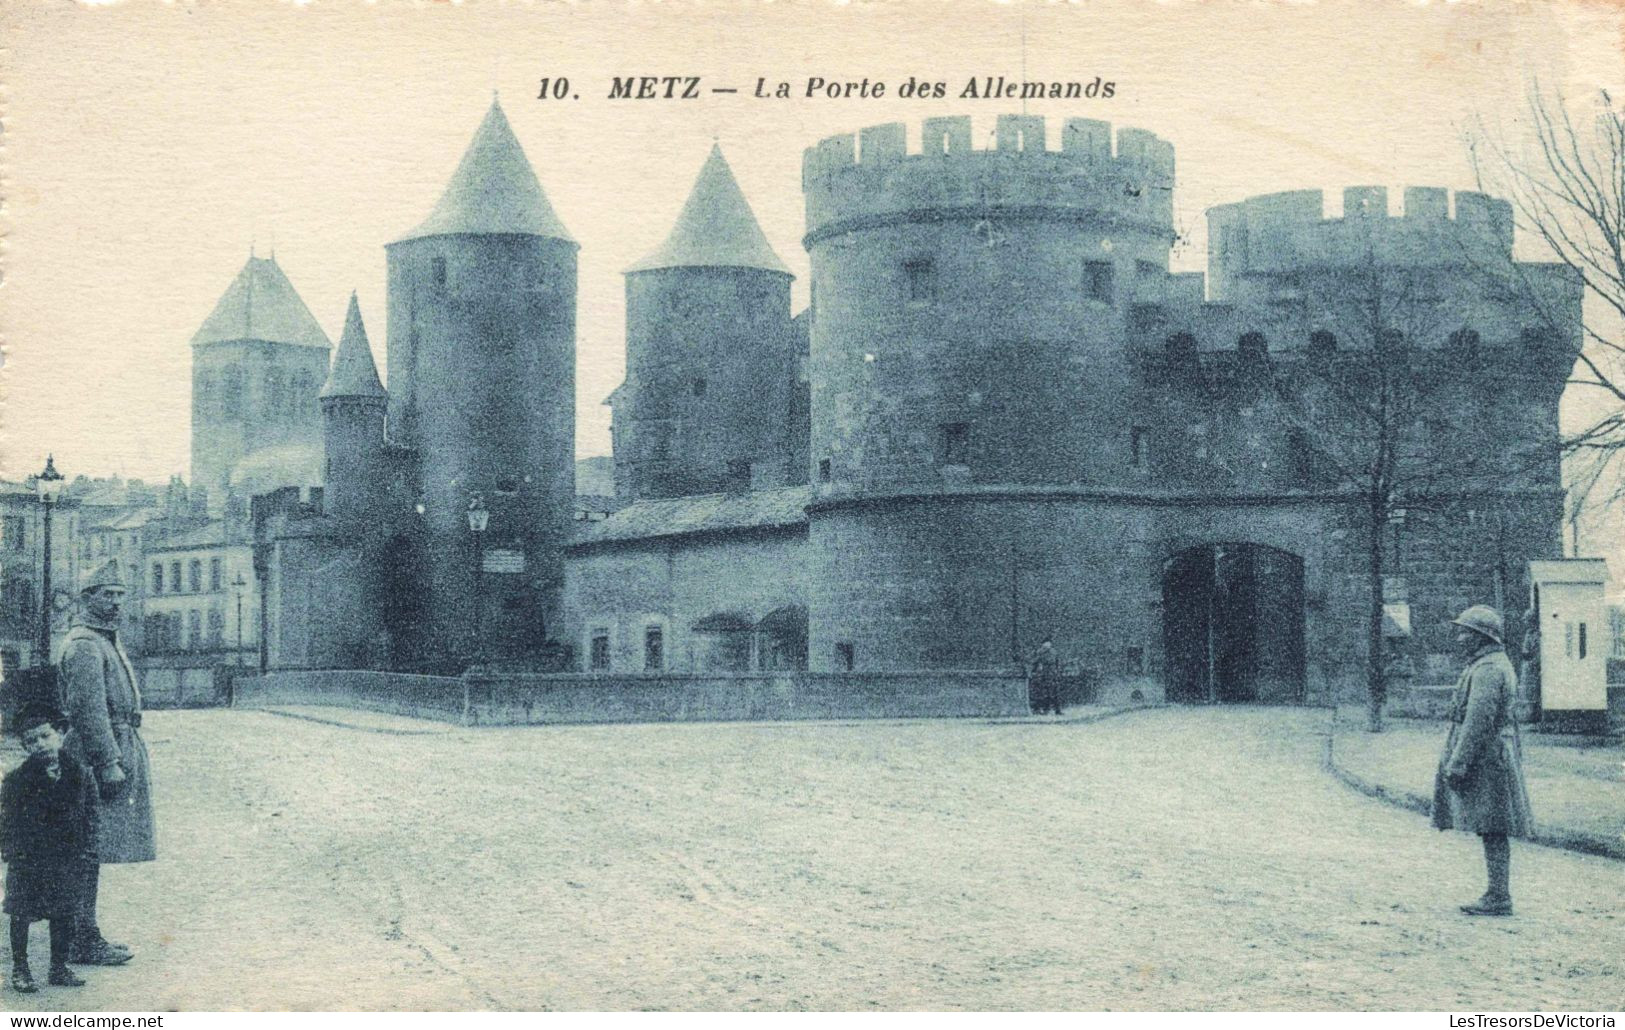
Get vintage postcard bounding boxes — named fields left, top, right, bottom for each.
left=0, top=0, right=1623, bottom=1015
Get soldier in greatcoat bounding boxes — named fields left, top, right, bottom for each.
left=58, top=560, right=150, bottom=964
left=1432, top=605, right=1534, bottom=916
left=1028, top=639, right=1063, bottom=715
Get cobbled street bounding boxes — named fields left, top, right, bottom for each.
left=8, top=706, right=1623, bottom=1011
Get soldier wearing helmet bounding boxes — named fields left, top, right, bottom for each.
left=1432, top=604, right=1533, bottom=916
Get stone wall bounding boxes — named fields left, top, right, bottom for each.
left=233, top=669, right=1028, bottom=724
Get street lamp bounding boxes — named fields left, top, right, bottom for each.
left=232, top=572, right=248, bottom=666
left=34, top=456, right=64, bottom=665
left=467, top=493, right=489, bottom=668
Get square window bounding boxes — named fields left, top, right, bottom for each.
left=1085, top=261, right=1114, bottom=303
left=904, top=259, right=936, bottom=303
left=938, top=423, right=970, bottom=466
left=1130, top=427, right=1148, bottom=470
left=644, top=626, right=664, bottom=672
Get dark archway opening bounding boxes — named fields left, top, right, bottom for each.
left=377, top=533, right=429, bottom=670
left=1161, top=543, right=1306, bottom=704
left=758, top=605, right=809, bottom=671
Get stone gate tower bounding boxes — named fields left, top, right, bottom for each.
left=384, top=97, right=578, bottom=663
left=801, top=115, right=1176, bottom=670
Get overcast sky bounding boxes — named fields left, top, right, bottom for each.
left=2, top=0, right=1621, bottom=485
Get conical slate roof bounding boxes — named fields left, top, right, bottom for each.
left=396, top=97, right=573, bottom=244
left=191, top=255, right=332, bottom=350
left=627, top=144, right=790, bottom=274
left=320, top=292, right=386, bottom=400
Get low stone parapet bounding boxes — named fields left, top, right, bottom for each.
left=233, top=669, right=1030, bottom=726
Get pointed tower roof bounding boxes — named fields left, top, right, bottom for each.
left=627, top=144, right=790, bottom=275
left=395, top=97, right=573, bottom=244
left=191, top=254, right=332, bottom=350
left=320, top=293, right=387, bottom=400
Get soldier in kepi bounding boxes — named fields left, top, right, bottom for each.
left=58, top=560, right=153, bottom=965
left=1432, top=605, right=1533, bottom=917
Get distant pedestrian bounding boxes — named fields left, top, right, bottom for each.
left=1517, top=605, right=1541, bottom=720
left=1432, top=605, right=1533, bottom=917
left=58, top=561, right=149, bottom=966
left=2, top=704, right=95, bottom=992
left=1028, top=639, right=1063, bottom=716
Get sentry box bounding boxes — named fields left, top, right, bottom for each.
left=1527, top=559, right=1611, bottom=734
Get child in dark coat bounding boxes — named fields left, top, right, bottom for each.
left=2, top=704, right=95, bottom=993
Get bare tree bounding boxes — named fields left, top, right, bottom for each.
left=1271, top=222, right=1560, bottom=732
left=1467, top=86, right=1625, bottom=536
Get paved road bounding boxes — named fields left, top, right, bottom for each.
left=7, top=707, right=1622, bottom=1010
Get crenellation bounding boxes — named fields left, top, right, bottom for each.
left=921, top=115, right=972, bottom=156
left=1342, top=186, right=1387, bottom=218
left=802, top=116, right=1178, bottom=242
left=1404, top=186, right=1448, bottom=219
left=858, top=122, right=907, bottom=164
left=995, top=114, right=1046, bottom=153
left=1063, top=118, right=1112, bottom=161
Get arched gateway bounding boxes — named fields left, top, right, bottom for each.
left=1161, top=543, right=1306, bottom=703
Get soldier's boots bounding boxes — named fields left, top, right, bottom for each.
left=47, top=965, right=86, bottom=987
left=70, top=938, right=132, bottom=966
left=1460, top=893, right=1514, bottom=917
left=10, top=965, right=40, bottom=993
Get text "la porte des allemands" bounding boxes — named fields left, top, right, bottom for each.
left=536, top=75, right=1116, bottom=101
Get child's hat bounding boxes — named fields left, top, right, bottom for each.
left=14, top=702, right=69, bottom=735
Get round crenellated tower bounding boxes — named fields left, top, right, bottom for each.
left=801, top=115, right=1179, bottom=672
left=803, top=114, right=1175, bottom=492
left=384, top=97, right=577, bottom=663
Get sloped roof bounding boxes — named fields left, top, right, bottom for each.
left=149, top=520, right=230, bottom=551
left=395, top=97, right=574, bottom=244
left=230, top=443, right=324, bottom=494
left=627, top=144, right=790, bottom=274
left=572, top=486, right=810, bottom=547
left=320, top=293, right=387, bottom=400
left=192, top=255, right=332, bottom=350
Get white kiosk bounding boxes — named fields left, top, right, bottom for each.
left=1528, top=559, right=1612, bottom=734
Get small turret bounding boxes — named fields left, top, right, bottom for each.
left=619, top=143, right=797, bottom=499
left=320, top=293, right=388, bottom=521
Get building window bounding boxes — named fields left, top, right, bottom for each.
left=643, top=626, right=664, bottom=672
left=1126, top=647, right=1145, bottom=675
left=938, top=423, right=970, bottom=466
left=818, top=458, right=832, bottom=483
left=170, top=562, right=181, bottom=595
left=189, top=560, right=203, bottom=594
left=188, top=610, right=202, bottom=650
left=1308, top=330, right=1337, bottom=356
left=835, top=642, right=855, bottom=671
left=1579, top=623, right=1588, bottom=661
left=208, top=608, right=225, bottom=648
left=152, top=563, right=164, bottom=594
left=1084, top=261, right=1114, bottom=303
left=2, top=516, right=24, bottom=552
left=210, top=558, right=223, bottom=592
left=1130, top=427, right=1148, bottom=470
left=692, top=378, right=707, bottom=398
left=590, top=630, right=611, bottom=671
left=904, top=259, right=936, bottom=302
left=727, top=459, right=752, bottom=489
left=432, top=256, right=447, bottom=286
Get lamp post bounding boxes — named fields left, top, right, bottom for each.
left=34, top=456, right=64, bottom=665
left=467, top=493, right=489, bottom=668
left=232, top=572, right=248, bottom=666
